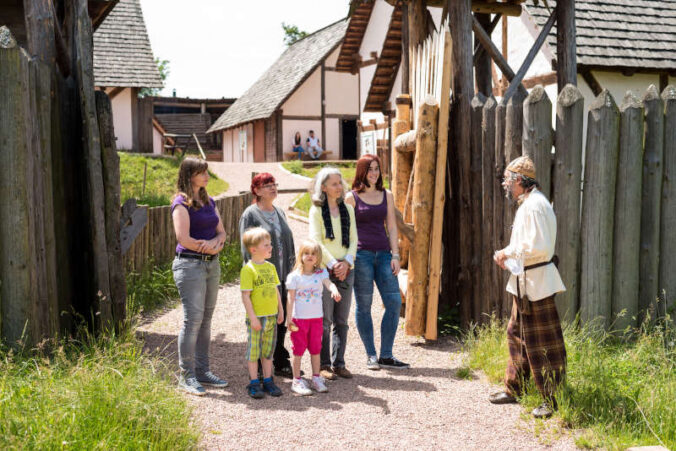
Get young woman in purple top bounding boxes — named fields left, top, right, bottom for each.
left=345, top=154, right=410, bottom=370
left=171, top=157, right=228, bottom=396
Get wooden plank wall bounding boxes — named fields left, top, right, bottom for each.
left=468, top=83, right=676, bottom=329
left=123, top=192, right=253, bottom=271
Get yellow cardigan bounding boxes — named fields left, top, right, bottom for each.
left=308, top=204, right=358, bottom=268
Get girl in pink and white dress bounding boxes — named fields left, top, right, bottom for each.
left=285, top=240, right=341, bottom=395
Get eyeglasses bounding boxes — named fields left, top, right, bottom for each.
left=262, top=183, right=279, bottom=190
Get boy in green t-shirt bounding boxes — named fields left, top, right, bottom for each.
left=240, top=227, right=285, bottom=398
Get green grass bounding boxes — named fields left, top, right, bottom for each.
left=284, top=161, right=390, bottom=216
left=126, top=242, right=243, bottom=317
left=0, top=329, right=198, bottom=449
left=463, top=314, right=676, bottom=450
left=120, top=152, right=228, bottom=207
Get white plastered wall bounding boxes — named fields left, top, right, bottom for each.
left=109, top=87, right=133, bottom=150
left=282, top=68, right=321, bottom=116
left=222, top=125, right=254, bottom=162
left=325, top=118, right=340, bottom=154
left=325, top=47, right=359, bottom=115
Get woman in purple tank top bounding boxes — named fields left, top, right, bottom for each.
left=171, top=157, right=228, bottom=395
left=345, top=155, right=410, bottom=370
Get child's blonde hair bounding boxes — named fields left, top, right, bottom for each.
left=293, top=239, right=323, bottom=272
left=242, top=227, right=270, bottom=251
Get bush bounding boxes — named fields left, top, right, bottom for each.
left=0, top=329, right=198, bottom=449
left=463, top=314, right=676, bottom=449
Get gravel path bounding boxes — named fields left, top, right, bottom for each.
left=139, top=163, right=577, bottom=450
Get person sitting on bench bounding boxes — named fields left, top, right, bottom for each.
left=291, top=132, right=304, bottom=160
left=305, top=130, right=323, bottom=160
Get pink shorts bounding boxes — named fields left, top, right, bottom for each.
left=290, top=317, right=323, bottom=356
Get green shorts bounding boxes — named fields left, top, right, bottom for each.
left=245, top=315, right=277, bottom=361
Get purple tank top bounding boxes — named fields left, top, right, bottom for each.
left=171, top=195, right=218, bottom=254
left=352, top=190, right=390, bottom=251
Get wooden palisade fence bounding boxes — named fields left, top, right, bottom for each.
left=472, top=83, right=676, bottom=330
left=1, top=1, right=127, bottom=345
left=396, top=79, right=676, bottom=335
left=123, top=192, right=253, bottom=271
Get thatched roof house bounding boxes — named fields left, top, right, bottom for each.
left=93, top=0, right=162, bottom=152
left=208, top=19, right=360, bottom=162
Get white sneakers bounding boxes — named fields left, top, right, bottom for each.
left=366, top=355, right=380, bottom=370
left=291, top=378, right=313, bottom=396
left=291, top=376, right=328, bottom=395
left=311, top=375, right=328, bottom=393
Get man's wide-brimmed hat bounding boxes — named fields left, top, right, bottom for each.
left=506, top=155, right=536, bottom=180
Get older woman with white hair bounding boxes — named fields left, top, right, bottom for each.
left=308, top=167, right=358, bottom=380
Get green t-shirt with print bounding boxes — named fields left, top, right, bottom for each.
left=240, top=261, right=280, bottom=316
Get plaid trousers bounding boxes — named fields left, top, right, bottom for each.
left=245, top=315, right=277, bottom=362
left=504, top=295, right=567, bottom=403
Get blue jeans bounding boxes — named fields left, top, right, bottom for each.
left=292, top=145, right=304, bottom=159
left=172, top=257, right=220, bottom=378
left=353, top=250, right=402, bottom=359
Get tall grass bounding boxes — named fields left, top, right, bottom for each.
left=119, top=152, right=228, bottom=207
left=0, top=328, right=198, bottom=449
left=126, top=242, right=243, bottom=317
left=463, top=313, right=676, bottom=449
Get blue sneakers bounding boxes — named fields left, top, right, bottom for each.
left=262, top=378, right=283, bottom=397
left=247, top=382, right=265, bottom=399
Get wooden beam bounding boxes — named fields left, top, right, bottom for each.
left=475, top=13, right=493, bottom=96
left=472, top=1, right=522, bottom=16
left=556, top=0, right=577, bottom=90
left=402, top=1, right=409, bottom=94
left=473, top=13, right=502, bottom=66
left=107, top=86, right=124, bottom=100
left=581, top=68, right=602, bottom=96
left=321, top=61, right=326, bottom=152
left=502, top=8, right=557, bottom=102
left=471, top=16, right=527, bottom=97
left=523, top=71, right=557, bottom=89
left=281, top=115, right=322, bottom=121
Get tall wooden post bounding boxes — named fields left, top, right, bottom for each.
left=493, top=101, right=507, bottom=315
left=522, top=85, right=553, bottom=199
left=405, top=97, right=439, bottom=336
left=0, top=37, right=40, bottom=343
left=556, top=0, right=577, bottom=90
left=449, top=0, right=474, bottom=327
left=613, top=92, right=644, bottom=331
left=503, top=92, right=525, bottom=258
left=660, top=86, right=676, bottom=315
left=639, top=85, right=664, bottom=318
left=470, top=93, right=486, bottom=323
left=474, top=13, right=492, bottom=96
left=392, top=95, right=412, bottom=267
left=401, top=1, right=410, bottom=94
left=553, top=84, right=584, bottom=322
left=580, top=90, right=620, bottom=329
left=481, top=96, right=497, bottom=320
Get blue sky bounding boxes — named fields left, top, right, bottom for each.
left=141, top=0, right=350, bottom=99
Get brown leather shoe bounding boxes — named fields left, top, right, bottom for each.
left=320, top=366, right=337, bottom=381
left=489, top=391, right=517, bottom=404
left=333, top=366, right=353, bottom=379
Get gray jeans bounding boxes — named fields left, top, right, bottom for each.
left=172, top=257, right=220, bottom=379
left=321, top=269, right=354, bottom=368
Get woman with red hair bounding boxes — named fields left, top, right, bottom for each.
left=239, top=173, right=296, bottom=378
left=345, top=155, right=410, bottom=370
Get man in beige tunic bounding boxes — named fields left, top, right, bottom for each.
left=490, top=156, right=567, bottom=419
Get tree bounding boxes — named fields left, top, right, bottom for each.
left=282, top=22, right=308, bottom=46
left=139, top=58, right=170, bottom=97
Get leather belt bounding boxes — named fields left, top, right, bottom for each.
left=176, top=252, right=215, bottom=261
left=516, top=255, right=559, bottom=314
